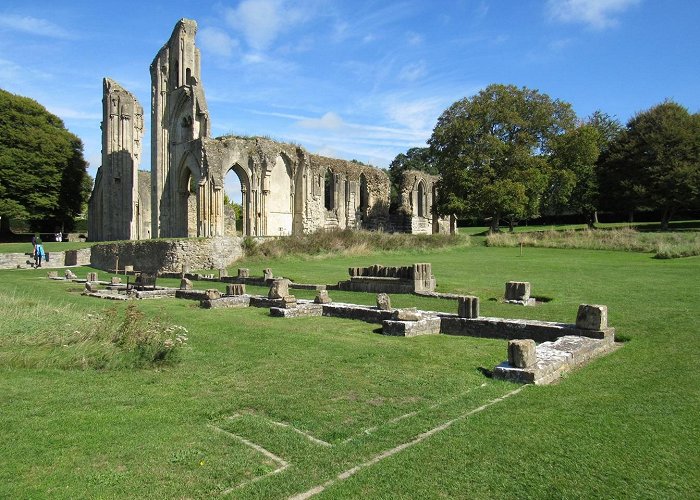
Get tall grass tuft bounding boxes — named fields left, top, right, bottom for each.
left=0, top=295, right=188, bottom=370
left=486, top=228, right=700, bottom=258
left=244, top=229, right=469, bottom=258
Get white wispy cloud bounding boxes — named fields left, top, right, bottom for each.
left=199, top=27, right=238, bottom=58
left=0, top=13, right=73, bottom=39
left=223, top=0, right=314, bottom=52
left=384, top=97, right=444, bottom=132
left=547, top=0, right=641, bottom=29
left=0, top=58, right=52, bottom=82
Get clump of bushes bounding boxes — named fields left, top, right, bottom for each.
left=485, top=228, right=700, bottom=258
left=0, top=297, right=188, bottom=370
left=243, top=229, right=469, bottom=258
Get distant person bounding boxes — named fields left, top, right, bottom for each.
left=55, top=231, right=62, bottom=242
left=34, top=240, right=45, bottom=267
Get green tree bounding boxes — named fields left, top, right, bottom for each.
left=0, top=88, right=91, bottom=232
left=429, top=84, right=576, bottom=231
left=598, top=101, right=700, bottom=229
left=546, top=124, right=602, bottom=226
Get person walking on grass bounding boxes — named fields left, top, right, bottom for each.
left=34, top=236, right=45, bottom=267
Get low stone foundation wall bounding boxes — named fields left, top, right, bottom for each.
left=0, top=248, right=91, bottom=270
left=90, top=237, right=244, bottom=273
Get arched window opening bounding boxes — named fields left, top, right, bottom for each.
left=417, top=181, right=425, bottom=217
left=324, top=169, right=334, bottom=210
left=359, top=173, right=369, bottom=213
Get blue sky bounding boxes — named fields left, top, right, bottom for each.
left=1, top=0, right=699, bottom=192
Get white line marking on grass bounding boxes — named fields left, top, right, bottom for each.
left=339, top=382, right=490, bottom=445
left=226, top=413, right=332, bottom=447
left=208, top=424, right=290, bottom=494
left=288, top=386, right=524, bottom=500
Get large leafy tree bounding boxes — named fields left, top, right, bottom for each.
left=429, top=84, right=577, bottom=231
left=599, top=101, right=700, bottom=228
left=0, top=88, right=90, bottom=232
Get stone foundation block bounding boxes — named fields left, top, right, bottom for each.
left=457, top=295, right=480, bottom=318
left=226, top=283, right=246, bottom=295
left=376, top=293, right=391, bottom=310
left=111, top=277, right=122, bottom=285
left=238, top=268, right=250, bottom=278
left=281, top=295, right=297, bottom=309
left=268, top=278, right=290, bottom=299
left=46, top=271, right=58, bottom=279
left=505, top=281, right=531, bottom=301
left=180, top=278, right=193, bottom=290
left=263, top=268, right=273, bottom=281
left=65, top=270, right=77, bottom=279
left=576, top=304, right=608, bottom=330
left=87, top=272, right=99, bottom=282
left=314, top=289, right=332, bottom=304
left=84, top=282, right=98, bottom=293
left=508, top=339, right=537, bottom=368
left=391, top=308, right=422, bottom=321
left=204, top=289, right=221, bottom=300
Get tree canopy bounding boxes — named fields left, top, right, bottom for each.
left=0, top=88, right=90, bottom=231
left=598, top=101, right=700, bottom=228
left=429, top=83, right=577, bottom=231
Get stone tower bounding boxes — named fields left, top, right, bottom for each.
left=150, top=18, right=210, bottom=238
left=87, top=78, right=148, bottom=241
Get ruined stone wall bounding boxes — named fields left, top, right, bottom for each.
left=397, top=170, right=448, bottom=234
left=89, top=237, right=243, bottom=273
left=150, top=18, right=210, bottom=239
left=0, top=249, right=91, bottom=270
left=137, top=170, right=151, bottom=239
left=308, top=155, right=390, bottom=232
left=87, top=78, right=144, bottom=241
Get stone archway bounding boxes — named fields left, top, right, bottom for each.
left=177, top=156, right=199, bottom=238
left=227, top=163, right=252, bottom=236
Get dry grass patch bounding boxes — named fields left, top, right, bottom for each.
left=486, top=227, right=700, bottom=258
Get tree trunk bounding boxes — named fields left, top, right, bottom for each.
left=508, top=219, right=514, bottom=233
left=593, top=210, right=599, bottom=224
left=490, top=212, right=500, bottom=233
left=660, top=206, right=675, bottom=231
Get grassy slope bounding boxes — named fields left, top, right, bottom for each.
left=0, top=244, right=698, bottom=498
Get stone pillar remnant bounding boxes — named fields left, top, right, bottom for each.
left=508, top=339, right=537, bottom=368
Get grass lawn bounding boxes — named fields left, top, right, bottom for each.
left=1, top=243, right=698, bottom=498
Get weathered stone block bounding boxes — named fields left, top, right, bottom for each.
left=263, top=268, right=273, bottom=281
left=87, top=272, right=99, bottom=282
left=84, top=282, right=97, bottom=293
left=124, top=265, right=134, bottom=273
left=65, top=269, right=77, bottom=279
left=218, top=268, right=227, bottom=279
left=505, top=281, right=531, bottom=301
left=46, top=271, right=58, bottom=278
left=111, top=277, right=122, bottom=285
left=268, top=278, right=290, bottom=299
left=576, top=304, right=608, bottom=330
left=180, top=278, right=193, bottom=290
left=508, top=339, right=537, bottom=368
left=204, top=289, right=221, bottom=300
left=226, top=283, right=246, bottom=295
left=238, top=268, right=250, bottom=278
left=391, top=308, right=422, bottom=321
left=376, top=293, right=391, bottom=310
left=281, top=295, right=297, bottom=309
left=314, top=289, right=332, bottom=304
left=457, top=295, right=480, bottom=319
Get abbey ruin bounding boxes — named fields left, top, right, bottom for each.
left=88, top=19, right=448, bottom=241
